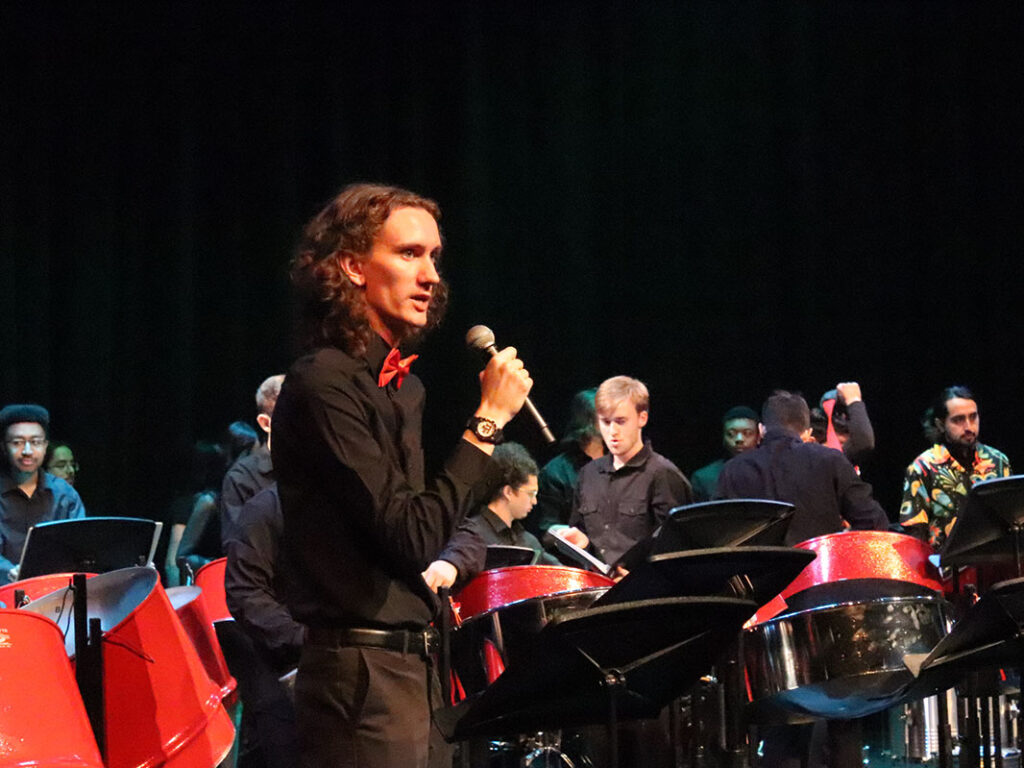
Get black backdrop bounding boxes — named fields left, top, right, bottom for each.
left=3, top=3, right=1023, bottom=524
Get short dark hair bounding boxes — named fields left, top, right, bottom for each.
left=761, top=390, right=810, bottom=434
left=0, top=403, right=50, bottom=437
left=488, top=442, right=539, bottom=503
left=290, top=183, right=449, bottom=356
left=723, top=405, right=758, bottom=423
left=923, top=385, right=976, bottom=443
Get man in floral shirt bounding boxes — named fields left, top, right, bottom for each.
left=899, top=386, right=1011, bottom=550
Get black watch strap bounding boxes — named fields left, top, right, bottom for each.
left=465, top=416, right=504, bottom=444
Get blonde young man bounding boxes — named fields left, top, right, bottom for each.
left=555, top=376, right=691, bottom=565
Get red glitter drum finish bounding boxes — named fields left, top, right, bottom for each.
left=454, top=565, right=615, bottom=622
left=750, top=531, right=943, bottom=625
left=194, top=557, right=231, bottom=623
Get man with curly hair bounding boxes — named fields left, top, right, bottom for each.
left=899, top=386, right=1011, bottom=550
left=271, top=183, right=532, bottom=768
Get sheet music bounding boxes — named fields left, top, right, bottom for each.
left=550, top=531, right=612, bottom=575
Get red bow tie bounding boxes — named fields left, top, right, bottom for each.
left=378, top=348, right=419, bottom=390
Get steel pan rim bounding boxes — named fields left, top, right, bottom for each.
left=755, top=593, right=949, bottom=626
left=455, top=585, right=611, bottom=626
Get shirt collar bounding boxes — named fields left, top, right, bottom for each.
left=0, top=469, right=48, bottom=497
left=930, top=442, right=979, bottom=472
left=481, top=506, right=513, bottom=533
left=365, top=334, right=393, bottom=377
left=599, top=441, right=653, bottom=474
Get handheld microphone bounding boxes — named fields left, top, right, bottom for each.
left=466, top=325, right=556, bottom=444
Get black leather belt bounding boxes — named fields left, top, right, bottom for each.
left=308, top=626, right=440, bottom=659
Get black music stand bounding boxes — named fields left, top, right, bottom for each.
left=942, top=475, right=1024, bottom=577
left=903, top=577, right=1024, bottom=768
left=18, top=517, right=162, bottom=579
left=439, top=596, right=758, bottom=768
left=483, top=545, right=536, bottom=569
left=595, top=546, right=816, bottom=608
left=616, top=499, right=795, bottom=571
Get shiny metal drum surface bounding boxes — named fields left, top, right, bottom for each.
left=745, top=595, right=950, bottom=720
left=455, top=565, right=615, bottom=622
left=452, top=587, right=611, bottom=696
left=749, top=531, right=944, bottom=625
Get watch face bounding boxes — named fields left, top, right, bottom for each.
left=477, top=420, right=496, bottom=438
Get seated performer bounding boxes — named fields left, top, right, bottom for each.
left=527, top=388, right=604, bottom=540
left=899, top=385, right=1011, bottom=550
left=554, top=375, right=692, bottom=566
left=0, top=404, right=85, bottom=583
left=423, top=442, right=559, bottom=593
left=272, top=183, right=531, bottom=768
left=689, top=405, right=759, bottom=502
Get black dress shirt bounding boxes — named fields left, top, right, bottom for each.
left=568, top=442, right=692, bottom=564
left=221, top=442, right=275, bottom=545
left=272, top=336, right=500, bottom=630
left=716, top=427, right=889, bottom=545
left=0, top=471, right=85, bottom=581
left=224, top=483, right=305, bottom=672
left=690, top=458, right=726, bottom=503
left=527, top=444, right=595, bottom=538
left=440, top=507, right=560, bottom=588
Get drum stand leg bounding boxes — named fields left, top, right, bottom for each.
left=937, top=689, right=953, bottom=768
left=983, top=696, right=994, bottom=768
left=993, top=695, right=1004, bottom=768
left=964, top=678, right=981, bottom=768
left=72, top=573, right=105, bottom=761
left=603, top=670, right=625, bottom=768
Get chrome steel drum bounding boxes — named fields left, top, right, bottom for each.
left=451, top=568, right=612, bottom=696
left=745, top=595, right=950, bottom=720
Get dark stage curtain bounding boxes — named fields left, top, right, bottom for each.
left=2, top=2, right=1023, bottom=524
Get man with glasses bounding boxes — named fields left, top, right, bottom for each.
left=422, top=442, right=558, bottom=592
left=0, top=404, right=85, bottom=582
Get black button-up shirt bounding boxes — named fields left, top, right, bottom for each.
left=569, top=442, right=692, bottom=564
left=0, top=470, right=86, bottom=581
left=272, top=336, right=500, bottom=630
left=716, top=428, right=889, bottom=545
left=220, top=442, right=275, bottom=545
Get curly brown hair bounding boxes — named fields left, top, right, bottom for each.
left=290, top=183, right=449, bottom=355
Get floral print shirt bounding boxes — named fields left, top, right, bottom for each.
left=899, top=443, right=1012, bottom=550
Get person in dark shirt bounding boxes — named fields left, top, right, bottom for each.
left=221, top=374, right=283, bottom=544
left=272, top=183, right=531, bottom=768
left=224, top=483, right=304, bottom=768
left=689, top=405, right=760, bottom=502
left=424, top=442, right=559, bottom=592
left=554, top=375, right=692, bottom=566
left=817, top=381, right=876, bottom=466
left=527, top=388, right=604, bottom=541
left=0, top=404, right=85, bottom=583
left=716, top=391, right=888, bottom=768
left=716, top=390, right=888, bottom=545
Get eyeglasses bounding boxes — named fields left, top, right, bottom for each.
left=519, top=488, right=539, bottom=499
left=49, top=460, right=79, bottom=472
left=6, top=438, right=47, bottom=451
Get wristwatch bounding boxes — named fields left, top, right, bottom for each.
left=465, top=416, right=504, bottom=444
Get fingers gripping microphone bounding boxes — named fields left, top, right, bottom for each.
left=466, top=325, right=556, bottom=444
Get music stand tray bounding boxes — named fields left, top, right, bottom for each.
left=595, top=546, right=816, bottom=608
left=942, top=474, right=1024, bottom=574
left=616, top=499, right=795, bottom=571
left=484, top=545, right=536, bottom=569
left=18, top=517, right=163, bottom=579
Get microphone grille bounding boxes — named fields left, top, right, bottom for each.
left=465, top=325, right=495, bottom=350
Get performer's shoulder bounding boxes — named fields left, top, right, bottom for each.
left=287, top=347, right=364, bottom=387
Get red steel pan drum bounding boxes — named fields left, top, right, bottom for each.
left=0, top=571, right=96, bottom=608
left=451, top=565, right=615, bottom=696
left=167, top=585, right=238, bottom=705
left=0, top=608, right=104, bottom=768
left=454, top=565, right=614, bottom=622
left=22, top=567, right=235, bottom=768
left=750, top=531, right=943, bottom=624
left=194, top=557, right=231, bottom=623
